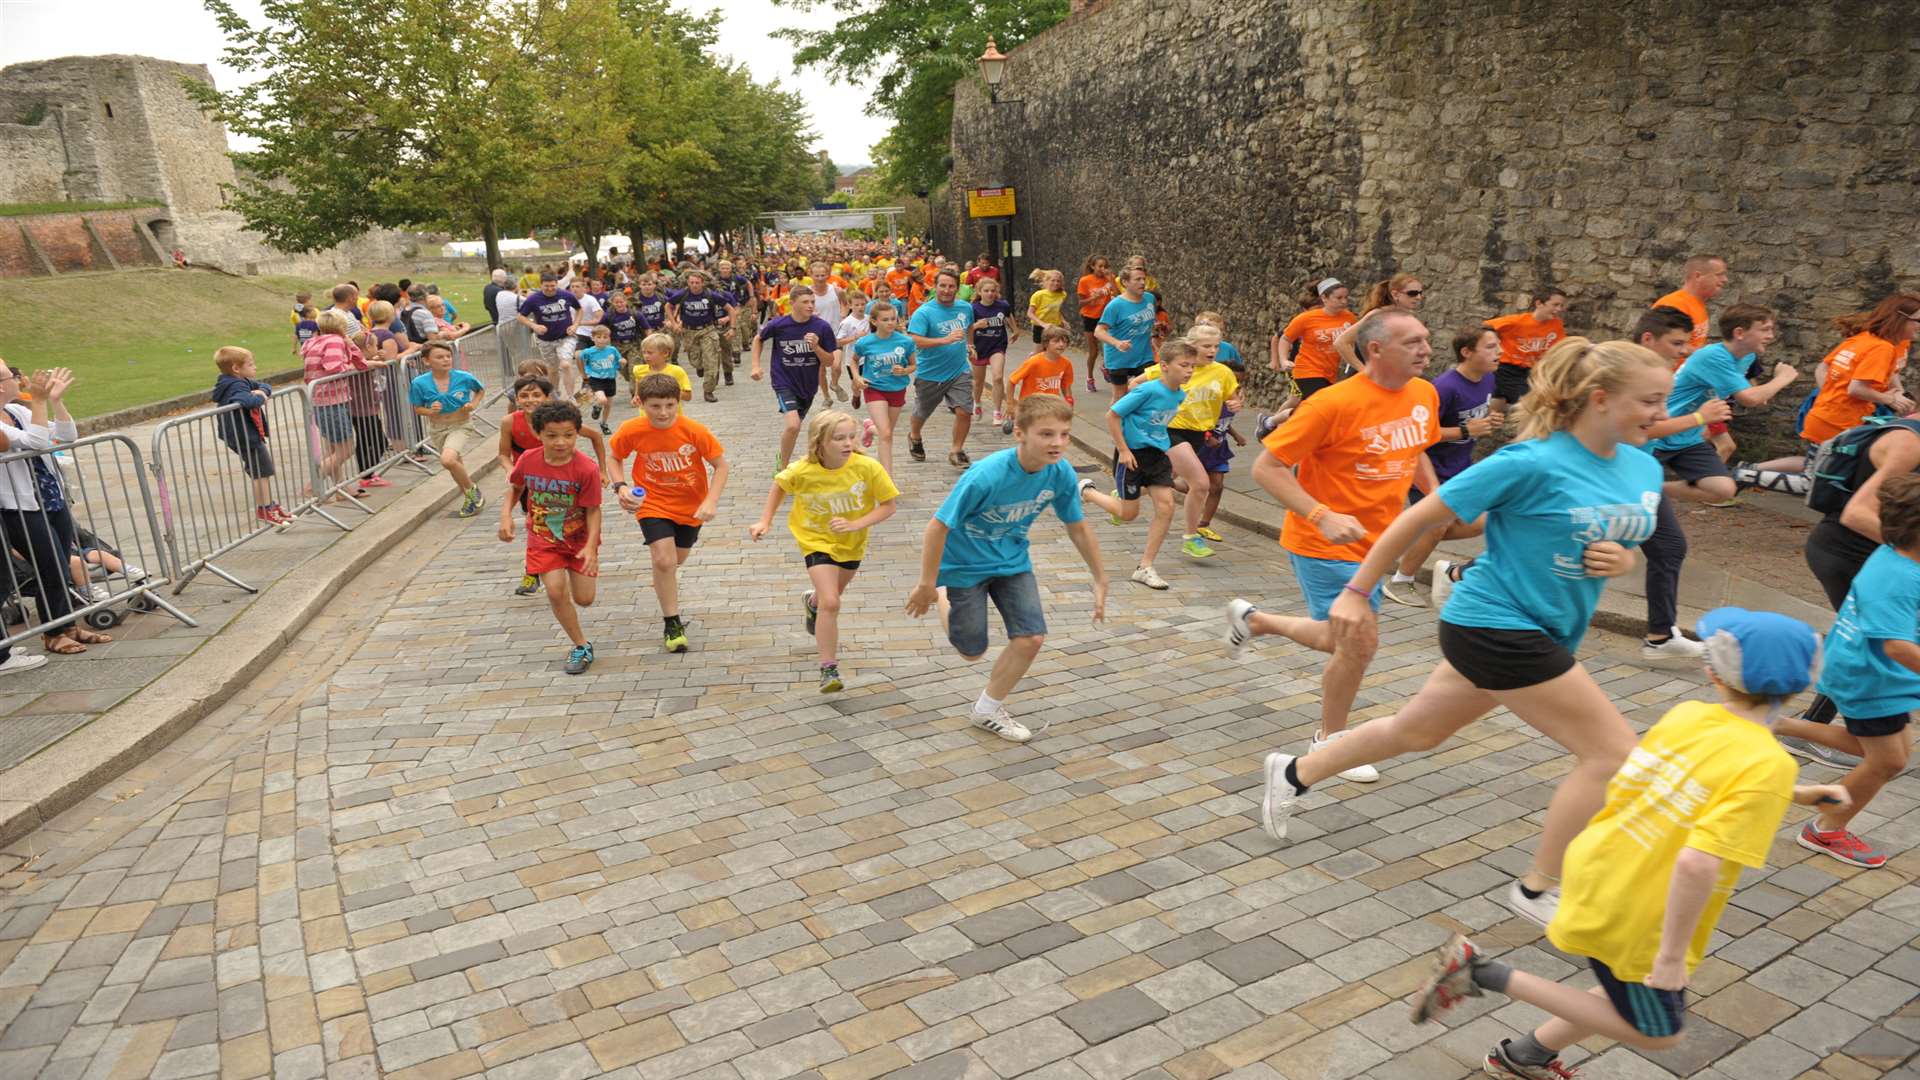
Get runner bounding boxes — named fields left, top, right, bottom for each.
left=968, top=277, right=1018, bottom=430
left=1331, top=273, right=1425, bottom=374
left=1270, top=278, right=1355, bottom=402
left=1485, top=288, right=1567, bottom=413
left=750, top=285, right=839, bottom=473
left=1651, top=254, right=1729, bottom=359
left=848, top=299, right=916, bottom=475
left=1076, top=256, right=1117, bottom=393
left=1229, top=311, right=1441, bottom=784
left=1093, top=267, right=1157, bottom=403
left=669, top=270, right=739, bottom=405
left=1800, top=292, right=1920, bottom=445
left=1241, top=337, right=1670, bottom=926
left=1384, top=325, right=1500, bottom=606
left=906, top=268, right=977, bottom=469
left=1077, top=339, right=1209, bottom=589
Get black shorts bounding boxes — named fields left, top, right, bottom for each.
left=1167, top=428, right=1208, bottom=455
left=1654, top=441, right=1732, bottom=486
left=1495, top=362, right=1532, bottom=404
left=638, top=517, right=701, bottom=548
left=804, top=552, right=861, bottom=571
left=235, top=443, right=275, bottom=480
left=1106, top=365, right=1145, bottom=387
left=775, top=385, right=816, bottom=418
left=1592, top=958, right=1685, bottom=1038
left=1116, top=445, right=1175, bottom=499
left=1081, top=314, right=1102, bottom=333
left=587, top=376, right=618, bottom=397
left=1438, top=621, right=1577, bottom=691
left=1843, top=711, right=1910, bottom=738
left=1295, top=377, right=1332, bottom=400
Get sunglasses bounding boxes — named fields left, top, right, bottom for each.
left=1403, top=289, right=1425, bottom=298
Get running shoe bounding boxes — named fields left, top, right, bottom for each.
left=862, top=418, right=875, bottom=447
left=1086, top=375, right=1097, bottom=393
left=600, top=422, right=612, bottom=436
left=1702, top=496, right=1741, bottom=509
left=663, top=621, right=689, bottom=654
left=563, top=642, right=594, bottom=675
left=1485, top=1040, right=1580, bottom=1079
left=1431, top=559, right=1460, bottom=611
left=1798, top=823, right=1887, bottom=868
left=1505, top=880, right=1560, bottom=927
left=456, top=487, right=486, bottom=518
left=515, top=575, right=539, bottom=596
left=819, top=663, right=843, bottom=693
left=803, top=590, right=817, bottom=636
left=1109, top=489, right=1125, bottom=527
left=1408, top=934, right=1484, bottom=1025
left=264, top=505, right=294, bottom=526
left=88, top=584, right=110, bottom=603
left=1780, top=735, right=1863, bottom=769
left=1260, top=752, right=1297, bottom=840
left=256, top=506, right=282, bottom=526
left=992, top=409, right=1004, bottom=426
left=591, top=404, right=602, bottom=420
left=909, top=439, right=927, bottom=462
left=949, top=451, right=971, bottom=468
left=974, top=404, right=983, bottom=418
left=1182, top=534, right=1215, bottom=560
left=1001, top=416, right=1014, bottom=435
left=0, top=652, right=47, bottom=676
left=1131, top=565, right=1169, bottom=590
left=1196, top=526, right=1224, bottom=542
left=1309, top=728, right=1380, bottom=782
left=1254, top=412, right=1281, bottom=440
left=1641, top=634, right=1706, bottom=664
left=704, top=391, right=719, bottom=403
left=972, top=705, right=1032, bottom=743
left=1225, top=599, right=1258, bottom=658
left=362, top=474, right=392, bottom=488
left=1381, top=578, right=1426, bottom=607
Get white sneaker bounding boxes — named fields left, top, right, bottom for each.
left=973, top=706, right=1032, bottom=743
left=1641, top=633, right=1707, bottom=664
left=1431, top=560, right=1459, bottom=612
left=1225, top=599, right=1257, bottom=659
left=0, top=652, right=47, bottom=675
left=1381, top=577, right=1426, bottom=607
left=1131, top=565, right=1169, bottom=590
left=88, top=584, right=111, bottom=603
left=1505, top=880, right=1560, bottom=927
left=1310, top=728, right=1380, bottom=783
left=1261, top=752, right=1297, bottom=840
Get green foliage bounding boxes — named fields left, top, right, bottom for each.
left=769, top=0, right=1068, bottom=194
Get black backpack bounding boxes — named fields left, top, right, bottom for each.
left=1806, top=416, right=1920, bottom=513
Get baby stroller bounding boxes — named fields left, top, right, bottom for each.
left=1, top=527, right=155, bottom=633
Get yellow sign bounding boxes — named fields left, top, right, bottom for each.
left=968, top=187, right=1016, bottom=218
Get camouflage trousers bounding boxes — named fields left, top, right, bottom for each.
left=680, top=326, right=732, bottom=393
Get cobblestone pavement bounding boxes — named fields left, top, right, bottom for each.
left=2, top=382, right=1919, bottom=1080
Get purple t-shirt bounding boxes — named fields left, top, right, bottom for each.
left=971, top=298, right=1013, bottom=355
left=603, top=305, right=645, bottom=344
left=518, top=291, right=580, bottom=341
left=1428, top=367, right=1495, bottom=479
left=758, top=315, right=838, bottom=396
left=631, top=292, right=668, bottom=331
left=671, top=288, right=731, bottom=329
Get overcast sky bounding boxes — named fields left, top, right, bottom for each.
left=0, top=0, right=884, bottom=166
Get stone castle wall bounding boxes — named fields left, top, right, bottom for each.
left=941, top=0, right=1920, bottom=449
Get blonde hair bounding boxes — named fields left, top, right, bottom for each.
left=367, top=300, right=395, bottom=326
left=1513, top=337, right=1668, bottom=441
left=1194, top=310, right=1225, bottom=328
left=516, top=359, right=553, bottom=379
left=641, top=332, right=675, bottom=356
left=314, top=309, right=354, bottom=337
left=215, top=345, right=253, bottom=375
left=805, top=409, right=860, bottom=465
left=1186, top=323, right=1222, bottom=343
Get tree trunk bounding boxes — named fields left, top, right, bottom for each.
left=577, top=219, right=603, bottom=279
left=481, top=212, right=502, bottom=271
left=626, top=222, right=646, bottom=267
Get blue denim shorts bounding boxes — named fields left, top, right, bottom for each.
left=946, top=571, right=1047, bottom=656
left=313, top=403, right=353, bottom=444
left=1288, top=552, right=1382, bottom=621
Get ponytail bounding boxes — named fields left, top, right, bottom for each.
left=1513, top=338, right=1667, bottom=442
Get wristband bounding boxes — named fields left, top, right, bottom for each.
left=1694, top=412, right=1706, bottom=427
left=1342, top=583, right=1371, bottom=598
left=1306, top=504, right=1329, bottom=525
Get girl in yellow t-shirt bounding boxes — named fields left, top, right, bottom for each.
left=747, top=410, right=900, bottom=693
left=1027, top=269, right=1068, bottom=346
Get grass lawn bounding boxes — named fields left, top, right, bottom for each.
left=0, top=267, right=488, bottom=419
left=0, top=200, right=163, bottom=217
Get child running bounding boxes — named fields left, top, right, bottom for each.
left=1409, top=607, right=1845, bottom=1079
left=629, top=332, right=693, bottom=404
left=1240, top=337, right=1670, bottom=926
left=498, top=401, right=603, bottom=675
left=578, top=325, right=624, bottom=435
left=848, top=299, right=916, bottom=475
left=1005, top=325, right=1077, bottom=436
left=906, top=394, right=1109, bottom=742
left=1190, top=312, right=1247, bottom=541
left=1077, top=340, right=1210, bottom=589
left=499, top=375, right=614, bottom=596
left=1027, top=269, right=1069, bottom=354
left=749, top=410, right=901, bottom=693
left=1144, top=323, right=1240, bottom=558
left=407, top=341, right=487, bottom=519
left=969, top=276, right=1018, bottom=429
left=608, top=374, right=730, bottom=653
left=751, top=284, right=839, bottom=472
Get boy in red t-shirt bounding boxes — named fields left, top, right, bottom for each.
left=499, top=401, right=604, bottom=674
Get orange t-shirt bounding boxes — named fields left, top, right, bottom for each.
left=1262, top=374, right=1440, bottom=561
left=1652, top=290, right=1710, bottom=359
left=1484, top=312, right=1565, bottom=369
left=608, top=415, right=725, bottom=526
left=1802, top=332, right=1908, bottom=443
left=1077, top=273, right=1115, bottom=319
left=886, top=268, right=913, bottom=298
left=1008, top=354, right=1075, bottom=403
left=1282, top=309, right=1359, bottom=383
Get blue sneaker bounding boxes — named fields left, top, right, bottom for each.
left=564, top=642, right=594, bottom=674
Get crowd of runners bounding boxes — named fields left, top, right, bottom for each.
left=230, top=236, right=1920, bottom=1079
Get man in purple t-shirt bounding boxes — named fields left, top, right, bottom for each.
left=750, top=284, right=839, bottom=471
left=668, top=270, right=740, bottom=403
left=516, top=275, right=583, bottom=369
left=1386, top=325, right=1502, bottom=605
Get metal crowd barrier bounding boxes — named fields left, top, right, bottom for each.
left=2, top=434, right=195, bottom=648
left=304, top=363, right=435, bottom=517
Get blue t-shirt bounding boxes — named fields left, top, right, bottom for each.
left=517, top=292, right=580, bottom=341
left=1217, top=341, right=1244, bottom=369
left=853, top=332, right=916, bottom=393
left=1111, top=379, right=1186, bottom=451
left=1436, top=432, right=1663, bottom=649
left=603, top=306, right=645, bottom=344
left=934, top=447, right=1087, bottom=587
left=579, top=345, right=622, bottom=381
left=1428, top=367, right=1495, bottom=480
left=1097, top=292, right=1157, bottom=371
left=1818, top=545, right=1920, bottom=717
left=441, top=298, right=459, bottom=321
left=908, top=299, right=973, bottom=383
left=408, top=369, right=485, bottom=416
left=758, top=315, right=838, bottom=395
left=1651, top=342, right=1752, bottom=453
left=671, top=288, right=729, bottom=329
left=889, top=296, right=908, bottom=320
left=971, top=298, right=1013, bottom=355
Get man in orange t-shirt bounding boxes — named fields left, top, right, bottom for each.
left=607, top=376, right=730, bottom=654
left=1652, top=255, right=1728, bottom=362
left=1231, top=311, right=1439, bottom=781
left=1485, top=287, right=1567, bottom=410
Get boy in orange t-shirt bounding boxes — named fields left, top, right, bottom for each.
left=607, top=373, right=731, bottom=653
left=1008, top=327, right=1077, bottom=409
left=1485, top=287, right=1567, bottom=410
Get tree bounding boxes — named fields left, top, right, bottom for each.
left=768, top=0, right=1067, bottom=194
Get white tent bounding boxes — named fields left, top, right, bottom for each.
left=440, top=237, right=541, bottom=258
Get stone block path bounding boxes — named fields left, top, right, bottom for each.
left=1, top=381, right=1918, bottom=1080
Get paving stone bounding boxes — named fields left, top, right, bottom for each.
left=1056, top=986, right=1170, bottom=1044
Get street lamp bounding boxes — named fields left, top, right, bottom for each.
left=977, top=38, right=1013, bottom=104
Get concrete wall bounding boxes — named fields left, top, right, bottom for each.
left=942, top=0, right=1920, bottom=448
left=0, top=115, right=68, bottom=203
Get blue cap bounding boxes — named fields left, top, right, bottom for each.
left=1696, top=607, right=1822, bottom=698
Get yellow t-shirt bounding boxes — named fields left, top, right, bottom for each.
left=775, top=454, right=900, bottom=562
left=633, top=363, right=692, bottom=397
left=1028, top=289, right=1068, bottom=327
left=1142, top=361, right=1238, bottom=430
left=1548, top=701, right=1795, bottom=981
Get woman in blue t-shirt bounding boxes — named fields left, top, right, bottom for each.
left=1240, top=338, right=1671, bottom=928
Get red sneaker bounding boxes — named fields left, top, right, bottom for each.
left=1797, top=822, right=1886, bottom=868
left=1409, top=934, right=1484, bottom=1024
left=362, top=474, right=393, bottom=488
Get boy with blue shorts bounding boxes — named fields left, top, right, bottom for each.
left=906, top=395, right=1109, bottom=744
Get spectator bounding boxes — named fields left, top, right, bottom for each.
left=425, top=294, right=470, bottom=339
left=401, top=285, right=446, bottom=344
left=483, top=269, right=511, bottom=326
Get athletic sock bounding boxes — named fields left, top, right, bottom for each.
left=1504, top=1034, right=1556, bottom=1066
left=1518, top=883, right=1546, bottom=900
left=1469, top=957, right=1513, bottom=994
left=1283, top=758, right=1308, bottom=796
left=1391, top=572, right=1416, bottom=584
left=975, top=691, right=1003, bottom=715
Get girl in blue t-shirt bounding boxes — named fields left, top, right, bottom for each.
left=1241, top=337, right=1671, bottom=928
left=847, top=301, right=917, bottom=476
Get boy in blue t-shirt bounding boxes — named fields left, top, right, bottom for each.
left=906, top=394, right=1109, bottom=745
left=1093, top=267, right=1157, bottom=401
left=1650, top=303, right=1798, bottom=506
left=406, top=341, right=487, bottom=517
left=1079, top=340, right=1203, bottom=591
left=578, top=325, right=625, bottom=436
